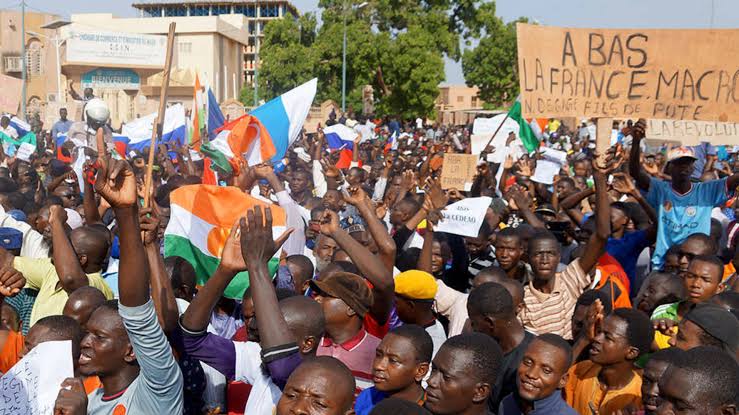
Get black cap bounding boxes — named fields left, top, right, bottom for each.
left=684, top=303, right=739, bottom=351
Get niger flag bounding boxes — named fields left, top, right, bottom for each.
left=163, top=185, right=284, bottom=299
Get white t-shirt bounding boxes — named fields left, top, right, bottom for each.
left=235, top=341, right=283, bottom=415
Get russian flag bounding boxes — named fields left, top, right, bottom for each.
left=121, top=103, right=187, bottom=152
left=324, top=123, right=358, bottom=169
left=202, top=79, right=317, bottom=173
left=56, top=132, right=130, bottom=162
left=9, top=116, right=31, bottom=138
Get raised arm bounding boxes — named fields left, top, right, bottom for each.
left=577, top=163, right=611, bottom=273
left=93, top=128, right=148, bottom=307
left=240, top=206, right=294, bottom=350
left=509, top=187, right=546, bottom=230
left=49, top=205, right=89, bottom=293
left=343, top=186, right=396, bottom=272
left=611, top=172, right=657, bottom=241
left=140, top=206, right=179, bottom=335
left=82, top=175, right=102, bottom=225
left=319, top=209, right=394, bottom=325
left=628, top=119, right=651, bottom=191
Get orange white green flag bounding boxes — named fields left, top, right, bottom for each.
left=163, top=184, right=284, bottom=298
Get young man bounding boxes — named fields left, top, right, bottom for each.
left=393, top=270, right=446, bottom=357
left=467, top=282, right=535, bottom=412
left=0, top=205, right=114, bottom=326
left=633, top=272, right=682, bottom=315
left=657, top=346, right=738, bottom=414
left=630, top=119, right=739, bottom=269
left=62, top=285, right=107, bottom=332
left=640, top=348, right=685, bottom=415
left=565, top=308, right=654, bottom=415
left=675, top=233, right=717, bottom=273
left=498, top=334, right=578, bottom=415
left=519, top=163, right=610, bottom=339
left=669, top=303, right=739, bottom=357
left=311, top=271, right=381, bottom=393
left=493, top=227, right=532, bottom=285
left=277, top=356, right=356, bottom=415
left=424, top=333, right=503, bottom=415
left=651, top=254, right=723, bottom=349
left=55, top=135, right=184, bottom=414
left=355, top=325, right=433, bottom=414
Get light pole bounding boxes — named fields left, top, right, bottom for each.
left=21, top=0, right=26, bottom=120
left=341, top=1, right=367, bottom=113
left=32, top=20, right=71, bottom=106
left=253, top=1, right=259, bottom=107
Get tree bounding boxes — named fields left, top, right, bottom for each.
left=461, top=3, right=528, bottom=108
left=254, top=13, right=319, bottom=103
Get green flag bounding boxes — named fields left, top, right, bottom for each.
left=0, top=130, right=36, bottom=152
left=508, top=99, right=538, bottom=153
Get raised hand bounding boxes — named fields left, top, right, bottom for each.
left=220, top=222, right=247, bottom=273
left=139, top=206, right=160, bottom=246
left=49, top=204, right=68, bottom=227
left=318, top=209, right=341, bottom=235
left=343, top=185, right=368, bottom=206
left=0, top=266, right=25, bottom=297
left=509, top=186, right=533, bottom=211
left=253, top=163, right=275, bottom=180
left=515, top=158, right=533, bottom=177
left=94, top=128, right=137, bottom=208
left=54, top=378, right=87, bottom=415
left=425, top=177, right=448, bottom=209
left=400, top=170, right=417, bottom=192
left=611, top=172, right=636, bottom=195
left=320, top=157, right=341, bottom=179
left=239, top=206, right=293, bottom=267
left=653, top=318, right=678, bottom=336
left=584, top=298, right=604, bottom=342
left=631, top=118, right=646, bottom=141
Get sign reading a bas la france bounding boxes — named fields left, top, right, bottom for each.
left=440, top=154, right=478, bottom=190
left=516, top=24, right=739, bottom=122
left=82, top=68, right=141, bottom=90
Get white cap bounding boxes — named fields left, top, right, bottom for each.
left=64, top=208, right=83, bottom=230
left=85, top=98, right=110, bottom=124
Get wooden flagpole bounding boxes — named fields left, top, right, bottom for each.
left=143, top=22, right=176, bottom=208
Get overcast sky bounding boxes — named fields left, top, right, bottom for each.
left=17, top=0, right=739, bottom=84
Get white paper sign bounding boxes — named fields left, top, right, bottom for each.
left=0, top=340, right=73, bottom=415
left=435, top=197, right=492, bottom=237
left=539, top=147, right=567, bottom=166
left=531, top=160, right=561, bottom=185
left=15, top=143, right=35, bottom=162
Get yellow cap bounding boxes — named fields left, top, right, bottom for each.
left=394, top=270, right=437, bottom=300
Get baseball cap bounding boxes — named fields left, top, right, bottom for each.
left=0, top=228, right=22, bottom=250
left=394, top=270, right=437, bottom=301
left=310, top=272, right=373, bottom=318
left=7, top=209, right=26, bottom=222
left=666, top=146, right=697, bottom=163
left=684, top=303, right=739, bottom=351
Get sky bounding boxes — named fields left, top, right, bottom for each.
left=12, top=0, right=739, bottom=84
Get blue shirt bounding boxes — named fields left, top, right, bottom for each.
left=498, top=390, right=578, bottom=415
left=51, top=119, right=73, bottom=139
left=354, top=387, right=388, bottom=415
left=606, top=229, right=651, bottom=296
left=646, top=176, right=730, bottom=268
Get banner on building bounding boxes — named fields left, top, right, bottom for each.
left=516, top=23, right=739, bottom=122
left=82, top=68, right=141, bottom=90
left=66, top=29, right=166, bottom=67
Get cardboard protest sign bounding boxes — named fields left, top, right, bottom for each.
left=646, top=119, right=739, bottom=146
left=516, top=23, right=739, bottom=122
left=0, top=74, right=22, bottom=115
left=440, top=154, right=478, bottom=190
left=0, top=340, right=73, bottom=414
left=435, top=197, right=492, bottom=237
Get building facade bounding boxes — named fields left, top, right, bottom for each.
left=132, top=0, right=299, bottom=87
left=436, top=84, right=486, bottom=126
left=0, top=9, right=64, bottom=119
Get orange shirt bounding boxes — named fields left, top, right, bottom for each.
left=564, top=360, right=643, bottom=415
left=595, top=255, right=632, bottom=310
left=0, top=330, right=23, bottom=374
left=84, top=375, right=103, bottom=394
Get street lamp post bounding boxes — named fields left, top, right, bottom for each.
left=341, top=1, right=367, bottom=113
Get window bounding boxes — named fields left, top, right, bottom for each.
left=178, top=42, right=192, bottom=54
left=248, top=21, right=256, bottom=34
left=212, top=5, right=231, bottom=15
left=260, top=5, right=279, bottom=17
left=234, top=5, right=256, bottom=17
left=190, top=5, right=209, bottom=16
left=456, top=96, right=464, bottom=103
left=471, top=97, right=478, bottom=107
left=144, top=6, right=162, bottom=17
left=26, top=39, right=42, bottom=76
left=164, top=6, right=187, bottom=17
left=3, top=56, right=22, bottom=73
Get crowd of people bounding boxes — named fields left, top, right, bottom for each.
left=0, top=96, right=737, bottom=415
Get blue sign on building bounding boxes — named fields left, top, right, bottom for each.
left=81, top=68, right=141, bottom=90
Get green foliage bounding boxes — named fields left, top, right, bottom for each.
left=462, top=4, right=528, bottom=108
left=258, top=1, right=523, bottom=118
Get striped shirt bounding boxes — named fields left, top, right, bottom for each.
left=317, top=329, right=381, bottom=393
left=519, top=259, right=590, bottom=339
